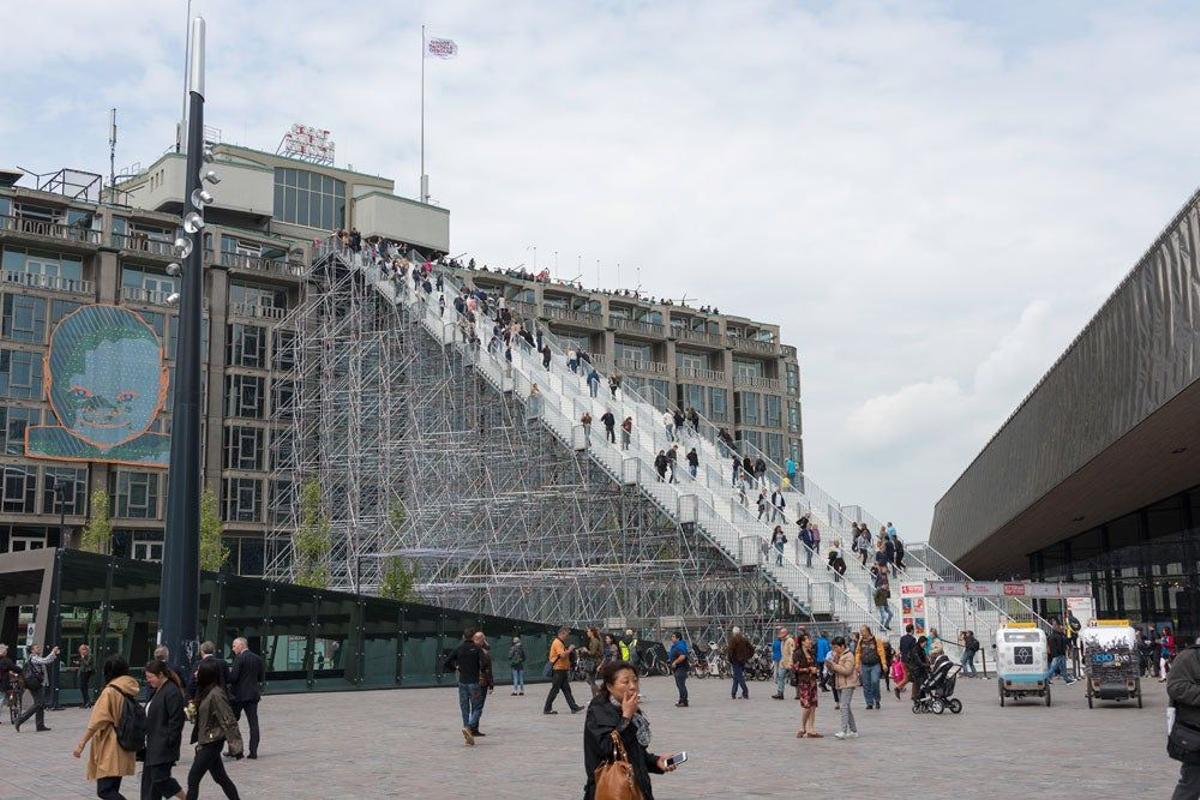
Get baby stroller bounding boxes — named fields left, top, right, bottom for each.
left=912, top=659, right=962, bottom=715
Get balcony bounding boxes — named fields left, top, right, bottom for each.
left=733, top=375, right=783, bottom=392
left=0, top=214, right=102, bottom=248
left=674, top=326, right=724, bottom=347
left=210, top=250, right=305, bottom=279
left=121, top=286, right=173, bottom=306
left=727, top=334, right=779, bottom=355
left=676, top=366, right=726, bottom=383
left=229, top=301, right=286, bottom=321
left=543, top=304, right=603, bottom=327
left=506, top=299, right=537, bottom=320
left=113, top=232, right=175, bottom=260
left=615, top=357, right=669, bottom=375
left=610, top=316, right=664, bottom=337
left=3, top=270, right=94, bottom=296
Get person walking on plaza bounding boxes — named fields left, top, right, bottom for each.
left=508, top=636, right=526, bottom=696
left=1047, top=620, right=1076, bottom=685
left=1167, top=640, right=1200, bottom=799
left=72, top=655, right=139, bottom=800
left=727, top=627, right=753, bottom=700
left=1164, top=627, right=1179, bottom=682
left=587, top=367, right=601, bottom=398
left=770, top=486, right=786, bottom=522
left=668, top=632, right=690, bottom=707
left=686, top=447, right=699, bottom=479
left=187, top=659, right=243, bottom=800
left=959, top=630, right=980, bottom=676
left=857, top=626, right=886, bottom=710
left=77, top=643, right=95, bottom=709
left=793, top=632, right=821, bottom=738
left=544, top=627, right=583, bottom=715
left=609, top=375, right=620, bottom=399
left=583, top=661, right=677, bottom=800
left=770, top=626, right=787, bottom=699
left=828, top=637, right=860, bottom=739
left=771, top=526, right=787, bottom=566
left=0, top=644, right=14, bottom=723
left=474, top=632, right=494, bottom=736
left=15, top=642, right=59, bottom=732
left=586, top=627, right=604, bottom=691
left=903, top=636, right=931, bottom=699
left=227, top=638, right=264, bottom=760
left=141, top=659, right=187, bottom=800
left=601, top=409, right=616, bottom=444
left=815, top=630, right=832, bottom=693
left=445, top=629, right=484, bottom=744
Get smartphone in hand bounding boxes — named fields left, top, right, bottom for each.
left=666, top=752, right=688, bottom=767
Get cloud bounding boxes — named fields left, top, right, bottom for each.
left=3, top=0, right=1199, bottom=546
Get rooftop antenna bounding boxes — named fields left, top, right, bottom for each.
left=108, top=108, right=117, bottom=193
left=679, top=292, right=695, bottom=306
left=178, top=0, right=193, bottom=153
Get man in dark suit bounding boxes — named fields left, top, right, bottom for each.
left=228, top=637, right=265, bottom=760
left=186, top=641, right=227, bottom=701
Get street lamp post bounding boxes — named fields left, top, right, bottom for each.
left=159, top=16, right=210, bottom=679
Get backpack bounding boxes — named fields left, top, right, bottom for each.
left=113, top=688, right=147, bottom=752
left=22, top=662, right=42, bottom=690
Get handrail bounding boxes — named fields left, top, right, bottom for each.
left=1, top=214, right=102, bottom=245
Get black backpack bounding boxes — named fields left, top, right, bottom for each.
left=113, top=688, right=147, bottom=752
left=21, top=663, right=42, bottom=690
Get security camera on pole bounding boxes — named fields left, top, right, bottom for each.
left=159, top=15, right=217, bottom=679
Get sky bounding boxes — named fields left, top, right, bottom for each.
left=4, top=1, right=1200, bottom=542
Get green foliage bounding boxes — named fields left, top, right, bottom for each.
left=293, top=478, right=331, bottom=588
left=379, top=557, right=419, bottom=603
left=199, top=488, right=229, bottom=572
left=388, top=503, right=407, bottom=531
left=81, top=489, right=112, bottom=554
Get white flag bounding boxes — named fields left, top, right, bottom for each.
left=426, top=38, right=458, bottom=59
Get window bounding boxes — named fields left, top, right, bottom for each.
left=223, top=477, right=262, bottom=523
left=269, top=480, right=295, bottom=524
left=2, top=295, right=46, bottom=342
left=736, top=429, right=762, bottom=451
left=131, top=530, right=164, bottom=563
left=7, top=529, right=46, bottom=551
left=675, top=351, right=707, bottom=371
left=229, top=281, right=287, bottom=313
left=272, top=379, right=295, bottom=415
left=733, top=359, right=765, bottom=379
left=121, top=266, right=177, bottom=295
left=0, top=350, right=43, bottom=399
left=112, top=471, right=160, bottom=519
left=678, top=383, right=705, bottom=416
left=227, top=323, right=267, bottom=368
left=1, top=248, right=83, bottom=281
left=2, top=465, right=36, bottom=513
left=709, top=388, right=728, bottom=422
left=648, top=379, right=670, bottom=410
left=225, top=375, right=265, bottom=418
left=273, top=168, right=345, bottom=229
left=735, top=391, right=761, bottom=425
left=224, top=426, right=264, bottom=471
left=786, top=364, right=800, bottom=395
left=788, top=402, right=801, bottom=434
left=270, top=429, right=295, bottom=471
left=42, top=467, right=86, bottom=515
left=225, top=536, right=266, bottom=577
left=168, top=315, right=209, bottom=361
left=614, top=340, right=651, bottom=364
left=789, top=439, right=802, bottom=466
left=273, top=329, right=296, bottom=371
left=765, top=433, right=784, bottom=463
left=51, top=299, right=82, bottom=324
left=0, top=406, right=39, bottom=454
left=764, top=395, right=782, bottom=428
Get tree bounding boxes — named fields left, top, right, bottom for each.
left=379, top=557, right=419, bottom=603
left=199, top=488, right=229, bottom=572
left=81, top=489, right=112, bottom=554
left=293, top=478, right=331, bottom=588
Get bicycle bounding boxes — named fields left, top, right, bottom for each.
left=4, top=676, right=23, bottom=725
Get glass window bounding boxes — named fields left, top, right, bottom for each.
left=0, top=350, right=43, bottom=399
left=764, top=395, right=782, bottom=428
left=273, top=168, right=345, bottom=229
left=647, top=379, right=670, bottom=410
left=1, top=248, right=83, bottom=281
left=121, top=266, right=177, bottom=294
left=675, top=350, right=706, bottom=371
left=112, top=471, right=160, bottom=519
left=272, top=379, right=295, bottom=415
left=224, top=425, right=265, bottom=471
left=733, top=359, right=765, bottom=379
left=131, top=530, right=164, bottom=563
left=614, top=340, right=651, bottom=364
left=735, top=392, right=760, bottom=425
left=2, top=294, right=47, bottom=342
left=273, top=329, right=296, bottom=371
left=0, top=405, right=39, bottom=454
left=766, top=433, right=784, bottom=463
left=708, top=387, right=727, bottom=422
left=223, top=477, right=262, bottom=522
left=786, top=364, right=800, bottom=394
left=227, top=323, right=267, bottom=368
left=51, top=299, right=82, bottom=325
left=225, top=374, right=265, bottom=419
left=2, top=465, right=36, bottom=513
left=42, top=466, right=87, bottom=515
left=679, top=383, right=705, bottom=415
left=229, top=281, right=287, bottom=313
left=788, top=402, right=800, bottom=434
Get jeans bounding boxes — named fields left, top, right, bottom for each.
left=774, top=663, right=788, bottom=695
left=960, top=652, right=977, bottom=675
left=689, top=464, right=697, bottom=479
left=16, top=685, right=45, bottom=730
left=861, top=664, right=882, bottom=707
left=605, top=426, right=615, bottom=443
left=674, top=667, right=688, bottom=703
left=231, top=698, right=260, bottom=757
left=589, top=382, right=598, bottom=398
left=186, top=741, right=240, bottom=800
left=775, top=545, right=784, bottom=566
left=1048, top=655, right=1070, bottom=682
left=878, top=603, right=893, bottom=629
left=97, top=776, right=126, bottom=800
left=804, top=548, right=813, bottom=567
left=665, top=424, right=674, bottom=442
left=1173, top=762, right=1200, bottom=800
left=621, top=431, right=630, bottom=450
left=839, top=687, right=857, bottom=733
left=543, top=670, right=579, bottom=713
left=458, top=682, right=483, bottom=729
left=511, top=667, right=525, bottom=691
left=731, top=663, right=748, bottom=698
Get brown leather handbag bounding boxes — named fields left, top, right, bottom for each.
left=593, top=730, right=644, bottom=800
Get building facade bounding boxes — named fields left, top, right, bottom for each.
left=930, top=187, right=1200, bottom=634
left=0, top=142, right=804, bottom=575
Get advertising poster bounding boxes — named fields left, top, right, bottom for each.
left=900, top=582, right=926, bottom=635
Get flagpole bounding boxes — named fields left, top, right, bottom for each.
left=420, top=24, right=425, bottom=202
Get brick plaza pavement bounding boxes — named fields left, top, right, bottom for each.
left=0, top=673, right=1177, bottom=798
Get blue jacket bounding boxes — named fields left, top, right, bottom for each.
left=815, top=637, right=830, bottom=663
left=668, top=640, right=689, bottom=669
left=771, top=638, right=783, bottom=662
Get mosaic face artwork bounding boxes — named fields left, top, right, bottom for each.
left=26, top=305, right=170, bottom=466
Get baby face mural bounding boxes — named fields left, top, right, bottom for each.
left=26, top=305, right=170, bottom=467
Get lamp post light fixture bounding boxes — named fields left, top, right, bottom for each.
left=158, top=15, right=216, bottom=679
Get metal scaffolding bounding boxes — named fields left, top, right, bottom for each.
left=264, top=249, right=807, bottom=641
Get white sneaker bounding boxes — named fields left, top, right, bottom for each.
left=833, top=731, right=846, bottom=739
left=847, top=731, right=859, bottom=739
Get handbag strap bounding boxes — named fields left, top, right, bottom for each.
left=609, top=729, right=632, bottom=764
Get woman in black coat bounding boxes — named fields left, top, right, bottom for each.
left=583, top=661, right=677, bottom=800
left=142, top=659, right=187, bottom=799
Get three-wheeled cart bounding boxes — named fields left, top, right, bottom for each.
left=1081, top=620, right=1142, bottom=709
left=995, top=623, right=1051, bottom=707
